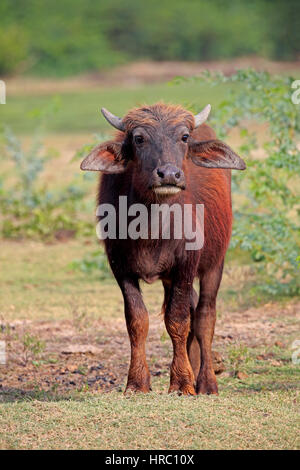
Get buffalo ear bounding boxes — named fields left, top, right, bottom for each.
left=189, top=139, right=246, bottom=170
left=80, top=140, right=128, bottom=173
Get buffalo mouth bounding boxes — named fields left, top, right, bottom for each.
left=152, top=184, right=184, bottom=195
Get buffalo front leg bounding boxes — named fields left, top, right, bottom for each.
left=164, top=279, right=195, bottom=396
left=119, top=277, right=150, bottom=393
left=195, top=263, right=224, bottom=395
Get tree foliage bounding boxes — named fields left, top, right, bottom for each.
left=0, top=0, right=299, bottom=76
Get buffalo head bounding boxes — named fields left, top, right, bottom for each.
left=81, top=103, right=245, bottom=198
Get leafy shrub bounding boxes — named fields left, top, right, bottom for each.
left=175, top=69, right=300, bottom=296
left=20, top=333, right=46, bottom=366
left=227, top=344, right=251, bottom=375
left=69, top=249, right=112, bottom=280
left=0, top=110, right=93, bottom=239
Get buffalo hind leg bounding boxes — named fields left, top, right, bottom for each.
left=186, top=288, right=200, bottom=383
left=195, top=263, right=224, bottom=395
left=164, top=278, right=195, bottom=396
left=119, top=277, right=150, bottom=393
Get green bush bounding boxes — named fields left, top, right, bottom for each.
left=0, top=108, right=94, bottom=239
left=175, top=69, right=300, bottom=296
left=69, top=249, right=112, bottom=279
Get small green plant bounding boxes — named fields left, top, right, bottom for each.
left=77, top=382, right=89, bottom=393
left=227, top=344, right=251, bottom=375
left=76, top=364, right=88, bottom=376
left=69, top=249, right=112, bottom=279
left=20, top=333, right=46, bottom=366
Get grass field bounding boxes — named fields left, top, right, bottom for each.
left=0, top=241, right=299, bottom=450
left=2, top=81, right=228, bottom=135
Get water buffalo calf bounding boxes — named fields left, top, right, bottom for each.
left=81, top=103, right=246, bottom=395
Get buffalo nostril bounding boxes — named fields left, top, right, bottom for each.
left=175, top=172, right=181, bottom=179
left=157, top=169, right=164, bottom=178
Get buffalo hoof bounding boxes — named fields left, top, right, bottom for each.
left=196, top=372, right=218, bottom=395
left=124, top=383, right=151, bottom=394
left=168, top=383, right=196, bottom=396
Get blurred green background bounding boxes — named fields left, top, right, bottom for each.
left=0, top=0, right=299, bottom=77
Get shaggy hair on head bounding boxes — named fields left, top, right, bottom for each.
left=122, top=102, right=195, bottom=131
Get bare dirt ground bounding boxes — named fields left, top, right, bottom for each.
left=6, top=57, right=300, bottom=96
left=1, top=299, right=299, bottom=397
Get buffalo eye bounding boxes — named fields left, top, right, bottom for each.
left=134, top=135, right=144, bottom=145
left=182, top=134, right=189, bottom=143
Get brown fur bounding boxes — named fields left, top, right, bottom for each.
left=81, top=103, right=245, bottom=395
left=123, top=102, right=195, bottom=132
